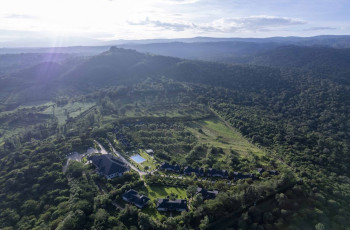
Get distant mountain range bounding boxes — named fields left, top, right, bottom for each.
left=111, top=35, right=350, bottom=47
left=2, top=35, right=350, bottom=50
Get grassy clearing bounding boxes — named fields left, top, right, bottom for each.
left=40, top=101, right=95, bottom=125
left=142, top=185, right=187, bottom=200
left=187, top=117, right=266, bottom=163
left=0, top=101, right=54, bottom=116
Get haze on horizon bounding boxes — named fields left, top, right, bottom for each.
left=1, top=0, right=350, bottom=47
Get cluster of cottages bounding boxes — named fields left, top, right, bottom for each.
left=86, top=153, right=278, bottom=213
left=159, top=163, right=279, bottom=180
left=87, top=154, right=278, bottom=182
left=122, top=187, right=218, bottom=212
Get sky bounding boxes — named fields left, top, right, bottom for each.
left=0, top=0, right=349, bottom=46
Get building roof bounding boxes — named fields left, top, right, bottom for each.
left=89, top=154, right=129, bottom=176
left=233, top=172, right=256, bottom=180
left=157, top=199, right=188, bottom=211
left=196, top=187, right=218, bottom=200
left=184, top=166, right=204, bottom=175
left=207, top=168, right=228, bottom=177
left=268, top=170, right=279, bottom=175
left=159, top=162, right=180, bottom=171
left=122, top=189, right=150, bottom=207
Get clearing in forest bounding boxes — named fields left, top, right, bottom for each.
left=187, top=117, right=266, bottom=160
left=40, top=101, right=95, bottom=124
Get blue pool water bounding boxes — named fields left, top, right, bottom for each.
left=131, top=154, right=146, bottom=163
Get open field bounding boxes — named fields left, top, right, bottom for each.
left=40, top=101, right=95, bottom=124
left=187, top=117, right=268, bottom=166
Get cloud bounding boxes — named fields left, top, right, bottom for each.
left=4, top=14, right=37, bottom=19
left=203, top=16, right=306, bottom=33
left=0, top=29, right=39, bottom=38
left=128, top=15, right=306, bottom=33
left=303, top=26, right=336, bottom=31
left=128, top=18, right=194, bottom=31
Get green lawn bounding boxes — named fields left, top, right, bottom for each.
left=139, top=150, right=158, bottom=171
left=187, top=117, right=267, bottom=164
left=142, top=185, right=187, bottom=200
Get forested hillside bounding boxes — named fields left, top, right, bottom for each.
left=119, top=41, right=350, bottom=86
left=0, top=47, right=349, bottom=229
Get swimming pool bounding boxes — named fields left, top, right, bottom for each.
left=130, top=154, right=146, bottom=163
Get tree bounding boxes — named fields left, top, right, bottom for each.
left=192, top=194, right=204, bottom=209
left=138, top=212, right=152, bottom=230
left=199, top=216, right=209, bottom=230
left=94, top=208, right=110, bottom=228
left=66, top=161, right=85, bottom=178
left=0, top=208, right=20, bottom=227
left=242, top=186, right=259, bottom=207
left=21, top=200, right=40, bottom=215
left=187, top=185, right=197, bottom=199
left=315, top=223, right=326, bottom=230
left=56, top=211, right=81, bottom=230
